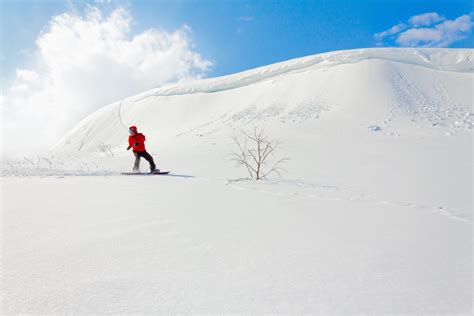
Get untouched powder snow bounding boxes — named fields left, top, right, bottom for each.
left=2, top=48, right=473, bottom=314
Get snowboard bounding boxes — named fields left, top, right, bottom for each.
left=121, top=171, right=170, bottom=175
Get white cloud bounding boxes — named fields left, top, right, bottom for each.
left=15, top=69, right=41, bottom=84
left=395, top=28, right=441, bottom=46
left=375, top=12, right=473, bottom=47
left=397, top=15, right=473, bottom=47
left=1, top=5, right=212, bottom=155
left=374, top=23, right=407, bottom=42
left=408, top=12, right=445, bottom=27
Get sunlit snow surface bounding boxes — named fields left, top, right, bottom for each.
left=2, top=48, right=473, bottom=313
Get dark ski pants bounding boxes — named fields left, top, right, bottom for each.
left=133, top=151, right=156, bottom=172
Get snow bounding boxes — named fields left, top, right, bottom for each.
left=3, top=176, right=472, bottom=313
left=52, top=48, right=473, bottom=153
left=368, top=125, right=382, bottom=131
left=1, top=48, right=473, bottom=313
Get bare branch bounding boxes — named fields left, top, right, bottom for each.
left=231, top=136, right=252, bottom=178
left=247, top=148, right=259, bottom=166
left=261, top=157, right=290, bottom=179
left=229, top=127, right=289, bottom=180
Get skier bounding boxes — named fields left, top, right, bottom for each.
left=127, top=126, right=159, bottom=173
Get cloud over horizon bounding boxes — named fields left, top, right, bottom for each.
left=1, top=5, right=212, bottom=154
left=375, top=12, right=473, bottom=47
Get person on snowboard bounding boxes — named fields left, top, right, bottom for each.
left=127, top=126, right=158, bottom=173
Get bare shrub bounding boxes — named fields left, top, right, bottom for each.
left=230, top=127, right=288, bottom=180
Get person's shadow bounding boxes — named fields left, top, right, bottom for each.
left=163, top=173, right=194, bottom=179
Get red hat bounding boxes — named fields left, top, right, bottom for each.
left=129, top=126, right=137, bottom=132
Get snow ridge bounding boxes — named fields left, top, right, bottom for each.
left=53, top=47, right=473, bottom=153
left=131, top=48, right=473, bottom=100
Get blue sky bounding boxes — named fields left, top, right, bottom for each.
left=1, top=0, right=473, bottom=83
left=132, top=0, right=474, bottom=76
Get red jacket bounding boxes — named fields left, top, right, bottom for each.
left=129, top=133, right=146, bottom=152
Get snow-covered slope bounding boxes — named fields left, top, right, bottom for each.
left=55, top=48, right=473, bottom=153
left=3, top=48, right=473, bottom=313
left=51, top=47, right=473, bottom=212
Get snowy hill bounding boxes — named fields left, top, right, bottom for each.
left=51, top=47, right=473, bottom=212
left=54, top=48, right=473, bottom=153
left=3, top=48, right=473, bottom=313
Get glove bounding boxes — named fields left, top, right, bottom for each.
left=134, top=142, right=139, bottom=146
